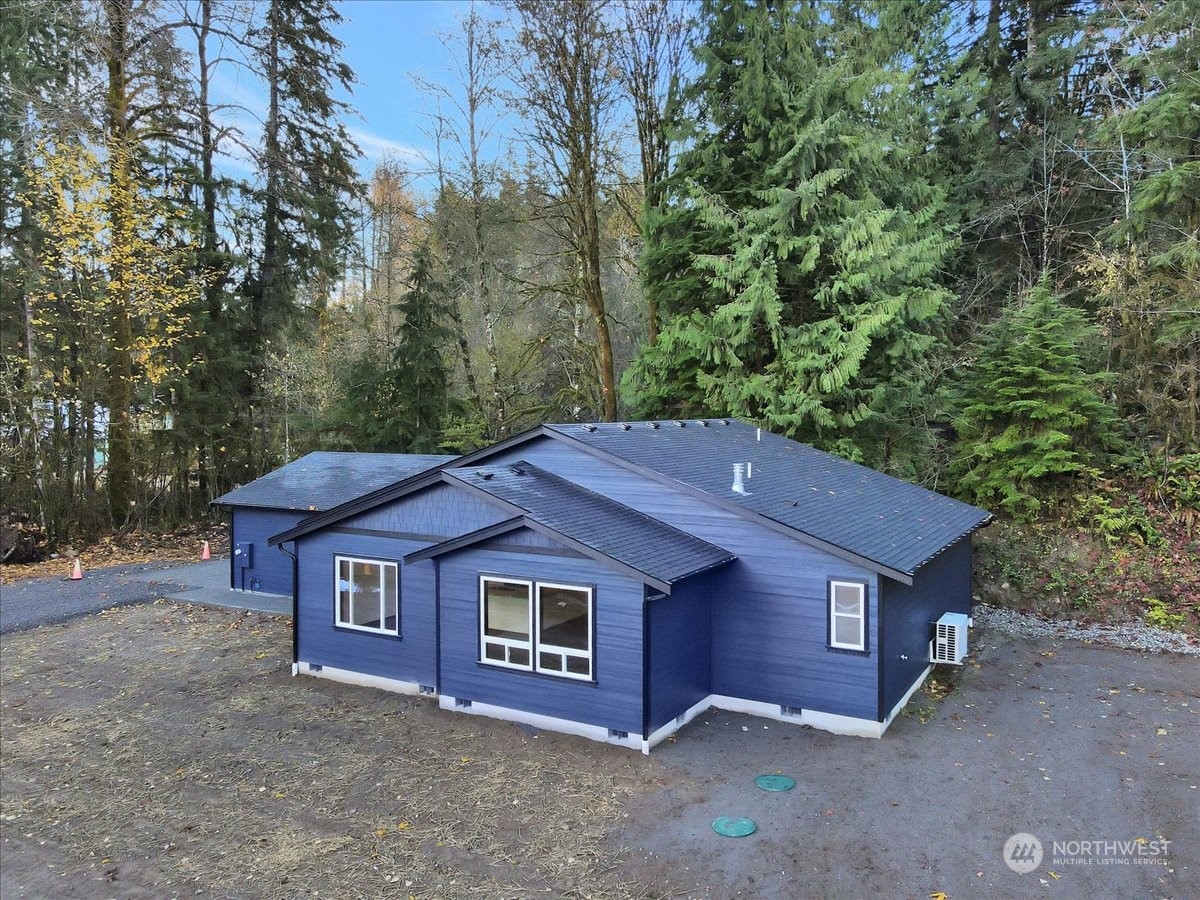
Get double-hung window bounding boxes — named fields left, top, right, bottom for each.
left=336, top=557, right=399, bottom=635
left=480, top=576, right=593, bottom=680
left=829, top=580, right=866, bottom=652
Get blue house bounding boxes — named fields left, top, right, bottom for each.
left=213, top=452, right=452, bottom=595
left=269, top=420, right=991, bottom=751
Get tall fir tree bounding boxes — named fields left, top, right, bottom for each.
left=627, top=0, right=957, bottom=471
left=950, top=275, right=1126, bottom=518
left=336, top=240, right=453, bottom=452
left=253, top=0, right=363, bottom=340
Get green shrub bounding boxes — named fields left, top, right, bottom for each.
left=950, top=275, right=1127, bottom=519
left=1144, top=597, right=1185, bottom=632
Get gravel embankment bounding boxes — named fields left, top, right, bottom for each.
left=974, top=602, right=1200, bottom=655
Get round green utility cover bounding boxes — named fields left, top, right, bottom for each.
left=754, top=774, right=796, bottom=792
left=712, top=816, right=757, bottom=838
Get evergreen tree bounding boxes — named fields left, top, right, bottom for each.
left=626, top=0, right=956, bottom=470
left=336, top=241, right=453, bottom=452
left=253, top=0, right=363, bottom=339
left=389, top=240, right=454, bottom=451
left=1091, top=0, right=1199, bottom=449
left=950, top=275, right=1126, bottom=518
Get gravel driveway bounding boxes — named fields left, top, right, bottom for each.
left=621, top=629, right=1198, bottom=898
left=0, top=562, right=190, bottom=634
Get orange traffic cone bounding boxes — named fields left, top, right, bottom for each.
left=201, top=540, right=211, bottom=561
left=70, top=558, right=83, bottom=580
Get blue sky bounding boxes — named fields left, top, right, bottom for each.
left=333, top=1, right=477, bottom=174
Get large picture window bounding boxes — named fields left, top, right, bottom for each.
left=480, top=576, right=593, bottom=681
left=829, top=580, right=866, bottom=652
left=336, top=557, right=399, bottom=635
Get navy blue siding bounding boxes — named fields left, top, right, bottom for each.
left=341, top=483, right=505, bottom=537
left=230, top=507, right=307, bottom=594
left=484, top=438, right=880, bottom=722
left=647, top=577, right=712, bottom=733
left=880, top=536, right=973, bottom=717
left=294, top=531, right=437, bottom=686
left=437, top=548, right=645, bottom=735
left=291, top=484, right=519, bottom=688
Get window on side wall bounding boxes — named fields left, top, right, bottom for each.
left=335, top=557, right=399, bottom=635
left=829, top=579, right=866, bottom=652
left=480, top=576, right=594, bottom=681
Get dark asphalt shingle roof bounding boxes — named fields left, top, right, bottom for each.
left=444, top=462, right=736, bottom=587
left=213, top=452, right=453, bottom=512
left=546, top=420, right=991, bottom=577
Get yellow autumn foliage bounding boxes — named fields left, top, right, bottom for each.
left=21, top=138, right=212, bottom=390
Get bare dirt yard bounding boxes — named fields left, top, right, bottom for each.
left=2, top=600, right=1196, bottom=899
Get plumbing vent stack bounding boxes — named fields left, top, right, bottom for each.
left=747, top=461, right=752, bottom=480
left=732, top=463, right=747, bottom=494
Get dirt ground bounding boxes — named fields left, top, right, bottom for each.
left=1, top=603, right=1196, bottom=900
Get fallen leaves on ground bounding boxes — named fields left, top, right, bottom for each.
left=0, top=522, right=229, bottom=584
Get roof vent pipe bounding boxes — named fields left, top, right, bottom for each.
left=732, top=463, right=747, bottom=495
left=757, top=427, right=761, bottom=442
left=747, top=461, right=752, bottom=480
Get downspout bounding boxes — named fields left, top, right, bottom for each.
left=876, top=577, right=886, bottom=724
left=279, top=540, right=299, bottom=668
left=228, top=508, right=236, bottom=590
left=433, top=559, right=442, bottom=695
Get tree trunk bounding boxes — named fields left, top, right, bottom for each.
left=462, top=13, right=506, bottom=435
left=579, top=166, right=616, bottom=421
left=104, top=0, right=135, bottom=527
left=259, top=0, right=281, bottom=341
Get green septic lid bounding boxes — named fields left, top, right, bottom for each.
left=712, top=816, right=757, bottom=838
left=754, top=774, right=796, bottom=792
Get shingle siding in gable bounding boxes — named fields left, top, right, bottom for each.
left=341, top=483, right=507, bottom=538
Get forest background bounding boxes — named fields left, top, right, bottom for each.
left=1, top=0, right=1196, bottom=629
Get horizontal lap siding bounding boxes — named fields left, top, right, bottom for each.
left=295, top=532, right=437, bottom=686
left=647, top=578, right=712, bottom=732
left=341, top=484, right=505, bottom=537
left=485, top=438, right=879, bottom=721
left=438, top=549, right=644, bottom=735
left=231, top=508, right=308, bottom=594
left=881, top=537, right=972, bottom=715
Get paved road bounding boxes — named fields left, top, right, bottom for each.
left=0, top=559, right=289, bottom=635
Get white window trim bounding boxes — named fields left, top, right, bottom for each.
left=829, top=579, right=866, bottom=651
left=535, top=581, right=594, bottom=681
left=479, top=576, right=534, bottom=671
left=335, top=556, right=399, bottom=635
left=479, top=576, right=595, bottom=681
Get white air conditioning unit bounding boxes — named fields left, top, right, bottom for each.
left=929, top=612, right=970, bottom=665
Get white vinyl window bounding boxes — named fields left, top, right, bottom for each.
left=480, top=577, right=533, bottom=669
left=829, top=580, right=866, bottom=651
left=480, top=576, right=594, bottom=681
left=336, top=557, right=399, bottom=635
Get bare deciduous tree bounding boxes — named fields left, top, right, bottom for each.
left=509, top=0, right=619, bottom=422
